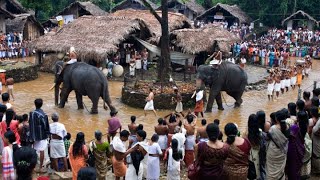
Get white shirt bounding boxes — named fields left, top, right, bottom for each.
left=49, top=122, right=67, bottom=139
left=196, top=90, right=203, bottom=102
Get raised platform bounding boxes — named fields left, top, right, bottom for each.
left=0, top=61, right=38, bottom=83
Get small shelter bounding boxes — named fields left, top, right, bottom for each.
left=6, top=14, right=44, bottom=41
left=0, top=0, right=28, bottom=14
left=57, top=1, right=106, bottom=24
left=32, top=15, right=152, bottom=62
left=158, top=0, right=204, bottom=20
left=196, top=3, right=251, bottom=26
left=282, top=10, right=318, bottom=30
left=112, top=0, right=158, bottom=12
left=0, top=7, right=13, bottom=33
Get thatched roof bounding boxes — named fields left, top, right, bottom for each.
left=197, top=3, right=251, bottom=24
left=32, top=16, right=151, bottom=61
left=112, top=0, right=158, bottom=12
left=171, top=24, right=240, bottom=54
left=282, top=10, right=319, bottom=26
left=111, top=9, right=191, bottom=42
left=58, top=1, right=106, bottom=16
left=0, top=6, right=14, bottom=18
left=160, top=0, right=205, bottom=15
left=1, top=0, right=28, bottom=14
left=6, top=14, right=44, bottom=33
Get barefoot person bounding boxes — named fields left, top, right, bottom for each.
left=154, top=118, right=168, bottom=155
left=107, top=111, right=122, bottom=143
left=196, top=119, right=208, bottom=143
left=144, top=88, right=157, bottom=117
left=274, top=73, right=281, bottom=98
left=183, top=113, right=197, bottom=167
left=172, top=87, right=183, bottom=116
left=192, top=88, right=204, bottom=117
left=128, top=116, right=138, bottom=148
left=267, top=74, right=274, bottom=101
left=5, top=78, right=14, bottom=101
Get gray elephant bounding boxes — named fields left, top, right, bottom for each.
left=197, top=61, right=247, bottom=112
left=53, top=61, right=116, bottom=114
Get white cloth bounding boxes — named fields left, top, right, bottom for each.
left=185, top=135, right=195, bottom=151
left=280, top=80, right=285, bottom=89
left=172, top=133, right=186, bottom=159
left=285, top=79, right=291, bottom=87
left=275, top=83, right=281, bottom=92
left=129, top=63, right=135, bottom=76
left=49, top=122, right=67, bottom=139
left=7, top=85, right=13, bottom=90
left=196, top=90, right=203, bottom=102
left=126, top=163, right=143, bottom=180
left=147, top=143, right=162, bottom=179
left=111, top=136, right=126, bottom=153
left=167, top=148, right=180, bottom=180
left=175, top=102, right=183, bottom=113
left=67, top=59, right=77, bottom=64
left=290, top=76, right=297, bottom=85
left=34, top=139, right=48, bottom=151
left=305, top=68, right=311, bottom=75
left=50, top=139, right=66, bottom=158
left=0, top=82, right=2, bottom=91
left=267, top=82, right=274, bottom=95
left=158, top=135, right=168, bottom=150
left=144, top=100, right=154, bottom=111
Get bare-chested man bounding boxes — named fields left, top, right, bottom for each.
left=128, top=116, right=138, bottom=148
left=290, top=67, right=297, bottom=90
left=172, top=87, right=184, bottom=116
left=164, top=112, right=181, bottom=147
left=267, top=74, right=274, bottom=101
left=274, top=73, right=281, bottom=98
left=305, top=60, right=312, bottom=78
left=183, top=113, right=197, bottom=167
left=154, top=118, right=168, bottom=155
left=280, top=71, right=286, bottom=94
left=144, top=88, right=157, bottom=117
left=196, top=119, right=208, bottom=143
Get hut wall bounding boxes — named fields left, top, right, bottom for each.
left=307, top=20, right=314, bottom=30
left=0, top=15, right=5, bottom=33
left=24, top=20, right=41, bottom=41
left=62, top=5, right=79, bottom=18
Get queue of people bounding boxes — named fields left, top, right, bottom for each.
left=0, top=32, right=32, bottom=60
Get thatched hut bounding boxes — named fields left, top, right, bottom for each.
left=171, top=24, right=240, bottom=65
left=112, top=0, right=158, bottom=12
left=111, top=9, right=191, bottom=43
left=57, top=1, right=106, bottom=24
left=282, top=10, right=318, bottom=30
left=6, top=14, right=44, bottom=40
left=158, top=0, right=204, bottom=20
left=196, top=3, right=251, bottom=26
left=0, top=0, right=28, bottom=14
left=32, top=15, right=152, bottom=64
left=0, top=7, right=13, bottom=33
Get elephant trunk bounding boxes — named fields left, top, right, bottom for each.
left=54, top=83, right=60, bottom=106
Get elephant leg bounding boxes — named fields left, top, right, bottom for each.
left=75, top=92, right=84, bottom=109
left=205, top=90, right=218, bottom=112
left=226, top=91, right=243, bottom=108
left=215, top=92, right=224, bottom=110
left=59, top=88, right=72, bottom=108
left=88, top=94, right=99, bottom=114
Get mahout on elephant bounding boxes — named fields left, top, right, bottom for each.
left=197, top=61, right=248, bottom=112
left=52, top=61, right=116, bottom=114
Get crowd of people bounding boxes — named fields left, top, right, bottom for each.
left=0, top=32, right=33, bottom=60
left=0, top=83, right=319, bottom=180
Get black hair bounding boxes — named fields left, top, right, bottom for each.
left=201, top=119, right=207, bottom=125
left=137, top=130, right=146, bottom=140
left=256, top=110, right=266, bottom=131
left=16, top=115, right=23, bottom=123
left=296, top=100, right=305, bottom=111
left=311, top=97, right=319, bottom=107
left=14, top=146, right=37, bottom=180
left=131, top=116, right=136, bottom=123
left=5, top=109, right=15, bottom=131
left=213, top=119, right=220, bottom=125
left=269, top=112, right=276, bottom=125
left=248, top=114, right=260, bottom=146
left=186, top=114, right=193, bottom=124
left=4, top=130, right=16, bottom=144
left=72, top=132, right=85, bottom=157
left=151, top=134, right=159, bottom=142
left=297, top=111, right=308, bottom=140
left=34, top=98, right=43, bottom=109
left=310, top=106, right=319, bottom=119
left=163, top=121, right=167, bottom=126
left=281, top=108, right=290, bottom=119
left=275, top=110, right=288, bottom=136
left=65, top=133, right=71, bottom=140
left=2, top=92, right=9, bottom=102
left=288, top=102, right=297, bottom=116
left=224, top=123, right=238, bottom=145
left=0, top=104, right=7, bottom=113
left=169, top=115, right=176, bottom=123
left=95, top=131, right=102, bottom=141
left=77, top=167, right=97, bottom=180
left=120, top=130, right=130, bottom=138
left=303, top=91, right=311, bottom=99
left=22, top=114, right=28, bottom=121
left=158, top=118, right=164, bottom=125
left=206, top=123, right=220, bottom=142
left=313, top=88, right=320, bottom=97
left=110, top=111, right=117, bottom=117
left=137, top=124, right=143, bottom=131
left=171, top=139, right=182, bottom=161
left=178, top=120, right=182, bottom=127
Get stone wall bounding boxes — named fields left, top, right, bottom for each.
left=121, top=87, right=195, bottom=109
left=5, top=65, right=39, bottom=83
left=40, top=53, right=60, bottom=73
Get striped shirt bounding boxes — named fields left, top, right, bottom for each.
left=1, top=146, right=15, bottom=180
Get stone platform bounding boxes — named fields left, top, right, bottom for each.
left=0, top=61, right=38, bottom=83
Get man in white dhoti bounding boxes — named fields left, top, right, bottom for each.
left=49, top=112, right=68, bottom=171
left=144, top=88, right=157, bottom=117
left=267, top=75, right=275, bottom=101
left=173, top=87, right=183, bottom=116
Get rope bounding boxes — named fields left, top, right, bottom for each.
left=221, top=93, right=234, bottom=107
left=82, top=102, right=91, bottom=113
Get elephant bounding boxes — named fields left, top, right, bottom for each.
left=53, top=61, right=116, bottom=114
left=196, top=61, right=248, bottom=112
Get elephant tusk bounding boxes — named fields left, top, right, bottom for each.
left=48, top=83, right=56, bottom=91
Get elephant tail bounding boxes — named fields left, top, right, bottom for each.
left=102, top=76, right=116, bottom=113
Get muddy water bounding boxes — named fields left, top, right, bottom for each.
left=10, top=59, right=320, bottom=141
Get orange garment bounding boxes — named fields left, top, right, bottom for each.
left=297, top=73, right=302, bottom=85
left=184, top=150, right=195, bottom=167
left=194, top=100, right=204, bottom=113
left=112, top=156, right=127, bottom=177
left=1, top=120, right=20, bottom=146
left=68, top=145, right=88, bottom=180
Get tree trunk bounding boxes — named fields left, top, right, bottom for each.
left=158, top=0, right=171, bottom=83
